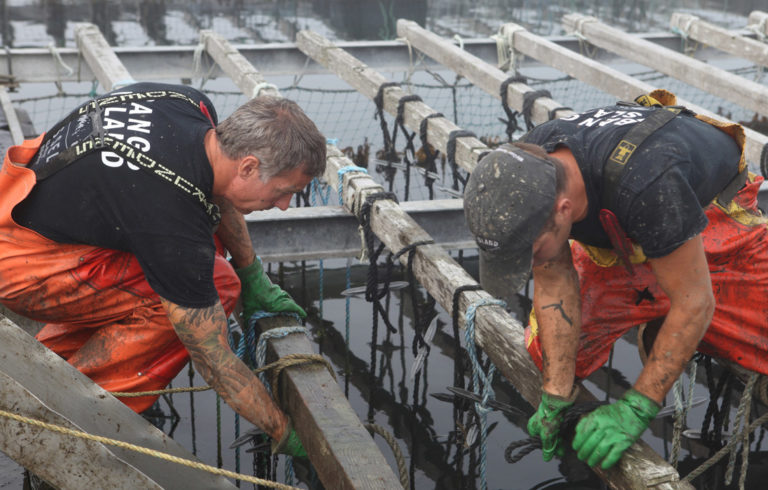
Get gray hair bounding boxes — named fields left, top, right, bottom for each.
left=215, top=96, right=326, bottom=181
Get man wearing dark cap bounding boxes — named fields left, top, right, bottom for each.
left=463, top=90, right=768, bottom=470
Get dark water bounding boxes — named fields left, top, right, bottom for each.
left=2, top=1, right=768, bottom=489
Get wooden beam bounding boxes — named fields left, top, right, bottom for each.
left=748, top=11, right=768, bottom=38
left=425, top=20, right=768, bottom=172
left=0, top=316, right=236, bottom=489
left=209, top=33, right=403, bottom=490
left=74, top=23, right=134, bottom=92
left=199, top=30, right=280, bottom=98
left=296, top=29, right=490, bottom=174
left=670, top=13, right=768, bottom=68
left=257, top=317, right=402, bottom=489
left=562, top=13, right=768, bottom=117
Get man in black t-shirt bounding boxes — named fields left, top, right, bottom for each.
left=0, top=82, right=326, bottom=458
left=463, top=91, right=768, bottom=471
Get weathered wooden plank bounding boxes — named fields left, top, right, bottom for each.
left=296, top=29, right=490, bottom=174
left=393, top=20, right=692, bottom=490
left=257, top=316, right=401, bottom=490
left=0, top=87, right=24, bottom=145
left=207, top=34, right=403, bottom=490
left=327, top=144, right=688, bottom=489
left=748, top=11, right=768, bottom=38
left=562, top=13, right=768, bottom=117
left=440, top=21, right=768, bottom=172
left=0, top=316, right=236, bottom=489
left=199, top=30, right=280, bottom=98
left=74, top=23, right=134, bottom=91
left=670, top=13, right=768, bottom=68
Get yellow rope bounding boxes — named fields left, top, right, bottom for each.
left=0, top=408, right=299, bottom=490
left=113, top=353, right=335, bottom=399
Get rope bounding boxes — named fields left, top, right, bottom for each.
left=395, top=94, right=423, bottom=197
left=392, top=239, right=436, bottom=381
left=450, top=284, right=484, bottom=476
left=446, top=129, right=475, bottom=192
left=725, top=373, right=759, bottom=487
left=0, top=408, right=299, bottom=490
left=499, top=76, right=527, bottom=141
left=683, top=393, right=768, bottom=484
left=491, top=25, right=525, bottom=72
left=364, top=423, right=409, bottom=488
left=548, top=106, right=572, bottom=120
left=505, top=401, right=604, bottom=464
left=670, top=360, right=698, bottom=468
left=464, top=297, right=506, bottom=490
left=251, top=81, right=279, bottom=99
left=418, top=112, right=444, bottom=201
left=373, top=81, right=401, bottom=165
left=521, top=89, right=552, bottom=130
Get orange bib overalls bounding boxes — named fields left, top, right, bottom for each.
left=0, top=136, right=240, bottom=412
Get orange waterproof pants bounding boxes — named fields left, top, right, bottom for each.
left=0, top=137, right=241, bottom=413
left=525, top=175, right=768, bottom=379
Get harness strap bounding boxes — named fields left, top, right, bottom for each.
left=601, top=106, right=682, bottom=211
left=31, top=90, right=221, bottom=224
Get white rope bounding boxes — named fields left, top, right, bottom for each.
left=48, top=42, right=74, bottom=77
left=251, top=82, right=279, bottom=98
left=491, top=24, right=525, bottom=72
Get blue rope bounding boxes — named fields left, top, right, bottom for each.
left=464, top=297, right=506, bottom=490
left=337, top=165, right=368, bottom=205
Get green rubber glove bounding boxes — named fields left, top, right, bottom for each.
left=271, top=419, right=308, bottom=459
left=527, top=387, right=579, bottom=461
left=236, top=257, right=306, bottom=320
left=572, top=389, right=660, bottom=469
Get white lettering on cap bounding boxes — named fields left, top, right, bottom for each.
left=476, top=236, right=500, bottom=250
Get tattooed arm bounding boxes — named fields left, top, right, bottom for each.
left=213, top=197, right=256, bottom=268
left=160, top=297, right=288, bottom=440
left=636, top=235, right=712, bottom=404
left=532, top=240, right=581, bottom=398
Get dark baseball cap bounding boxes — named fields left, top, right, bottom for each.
left=463, top=143, right=557, bottom=303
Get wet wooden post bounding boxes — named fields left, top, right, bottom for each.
left=74, top=23, right=135, bottom=91
left=199, top=30, right=280, bottom=98
left=298, top=29, right=689, bottom=490
left=669, top=13, right=768, bottom=68
left=200, top=30, right=404, bottom=490
left=562, top=13, right=768, bottom=117
left=748, top=11, right=768, bottom=38
left=396, top=19, right=768, bottom=172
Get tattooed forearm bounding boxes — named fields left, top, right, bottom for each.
left=161, top=299, right=287, bottom=439
left=542, top=299, right=573, bottom=325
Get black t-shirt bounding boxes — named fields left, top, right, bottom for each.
left=13, top=82, right=221, bottom=308
left=521, top=104, right=741, bottom=257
